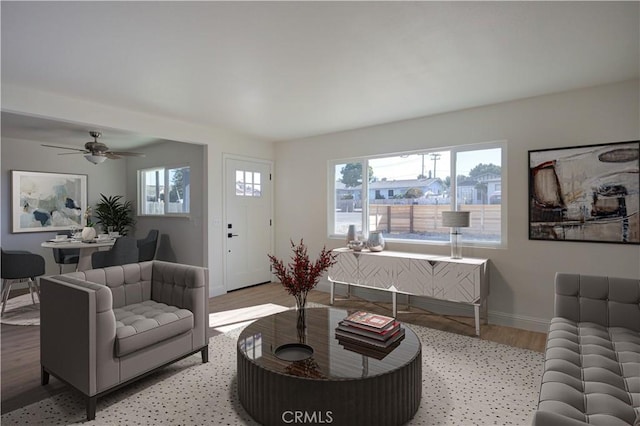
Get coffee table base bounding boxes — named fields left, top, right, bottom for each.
left=237, top=348, right=422, bottom=426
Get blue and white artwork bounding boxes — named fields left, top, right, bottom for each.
left=11, top=170, right=87, bottom=233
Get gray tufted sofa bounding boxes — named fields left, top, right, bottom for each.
left=532, top=273, right=640, bottom=426
left=40, top=260, right=209, bottom=421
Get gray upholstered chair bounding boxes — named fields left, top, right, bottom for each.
left=52, top=231, right=80, bottom=273
left=40, top=260, right=209, bottom=420
left=137, top=229, right=159, bottom=262
left=91, top=236, right=138, bottom=269
left=1, top=248, right=46, bottom=316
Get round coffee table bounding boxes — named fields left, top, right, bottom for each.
left=237, top=307, right=421, bottom=426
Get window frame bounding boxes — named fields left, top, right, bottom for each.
left=137, top=164, right=191, bottom=217
left=328, top=141, right=507, bottom=249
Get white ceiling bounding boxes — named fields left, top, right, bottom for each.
left=2, top=1, right=639, bottom=145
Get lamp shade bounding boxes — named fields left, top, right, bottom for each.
left=85, top=154, right=107, bottom=164
left=442, top=211, right=470, bottom=228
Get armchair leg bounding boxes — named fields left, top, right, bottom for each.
left=41, top=366, right=50, bottom=385
left=28, top=278, right=36, bottom=304
left=32, top=278, right=41, bottom=303
left=1, top=280, right=13, bottom=317
left=86, top=396, right=97, bottom=421
left=201, top=345, right=209, bottom=363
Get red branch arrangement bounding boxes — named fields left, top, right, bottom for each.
left=268, top=239, right=338, bottom=310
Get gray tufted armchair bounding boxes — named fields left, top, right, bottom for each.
left=40, top=260, right=209, bottom=421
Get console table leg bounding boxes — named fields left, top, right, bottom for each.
left=474, top=304, right=481, bottom=336
left=482, top=297, right=489, bottom=325
left=330, top=281, right=335, bottom=305
left=392, top=292, right=397, bottom=317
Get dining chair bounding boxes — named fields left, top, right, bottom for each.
left=1, top=248, right=46, bottom=316
left=52, top=231, right=80, bottom=273
left=91, top=236, right=139, bottom=269
left=137, top=229, right=159, bottom=262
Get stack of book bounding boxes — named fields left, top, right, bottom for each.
left=335, top=311, right=405, bottom=359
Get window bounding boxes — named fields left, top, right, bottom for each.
left=236, top=170, right=262, bottom=197
left=138, top=165, right=190, bottom=215
left=329, top=142, right=506, bottom=247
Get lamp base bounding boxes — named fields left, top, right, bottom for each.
left=450, top=230, right=463, bottom=259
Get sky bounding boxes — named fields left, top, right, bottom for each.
left=368, top=148, right=501, bottom=181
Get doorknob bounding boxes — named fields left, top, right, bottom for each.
left=227, top=233, right=239, bottom=238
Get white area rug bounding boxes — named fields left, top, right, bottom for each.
left=0, top=293, right=40, bottom=326
left=1, top=306, right=544, bottom=425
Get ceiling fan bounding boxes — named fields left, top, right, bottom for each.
left=42, top=131, right=145, bottom=164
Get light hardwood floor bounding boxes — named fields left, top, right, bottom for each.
left=1, top=283, right=547, bottom=415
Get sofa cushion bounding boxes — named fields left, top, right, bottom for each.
left=537, top=317, right=640, bottom=425
left=114, top=300, right=194, bottom=357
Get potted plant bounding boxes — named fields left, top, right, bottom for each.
left=268, top=239, right=337, bottom=312
left=81, top=206, right=97, bottom=241
left=94, top=194, right=135, bottom=236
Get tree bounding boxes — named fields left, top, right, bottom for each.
left=170, top=168, right=185, bottom=202
left=404, top=187, right=424, bottom=198
left=468, top=163, right=501, bottom=178
left=443, top=176, right=451, bottom=190
left=340, top=163, right=374, bottom=188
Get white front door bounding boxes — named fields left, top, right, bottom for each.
left=224, top=156, right=273, bottom=291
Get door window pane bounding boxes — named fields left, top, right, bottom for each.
left=236, top=170, right=262, bottom=197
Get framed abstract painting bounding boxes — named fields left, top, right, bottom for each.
left=528, top=140, right=639, bottom=244
left=11, top=170, right=88, bottom=233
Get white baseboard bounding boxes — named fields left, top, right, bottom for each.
left=488, top=310, right=549, bottom=333
left=318, top=280, right=550, bottom=333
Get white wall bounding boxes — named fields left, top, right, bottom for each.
left=274, top=79, right=640, bottom=331
left=1, top=137, right=127, bottom=275
left=1, top=84, right=275, bottom=297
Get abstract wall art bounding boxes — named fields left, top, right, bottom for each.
left=529, top=141, right=639, bottom=244
left=11, top=170, right=88, bottom=233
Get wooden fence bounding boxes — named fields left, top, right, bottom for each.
left=369, top=204, right=501, bottom=236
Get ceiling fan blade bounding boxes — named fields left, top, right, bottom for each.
left=41, top=144, right=86, bottom=153
left=108, top=151, right=146, bottom=157
left=106, top=153, right=122, bottom=160
left=58, top=152, right=86, bottom=156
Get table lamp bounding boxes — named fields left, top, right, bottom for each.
left=442, top=211, right=470, bottom=259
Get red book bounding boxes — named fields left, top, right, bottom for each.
left=343, top=311, right=395, bottom=331
left=337, top=320, right=401, bottom=341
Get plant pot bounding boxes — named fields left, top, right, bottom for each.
left=81, top=227, right=97, bottom=241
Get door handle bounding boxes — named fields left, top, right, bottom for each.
left=227, top=233, right=239, bottom=238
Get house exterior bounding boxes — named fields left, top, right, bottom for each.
left=369, top=178, right=444, bottom=202
left=335, top=178, right=446, bottom=209
left=457, top=173, right=501, bottom=205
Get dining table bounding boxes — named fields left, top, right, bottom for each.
left=41, top=237, right=116, bottom=272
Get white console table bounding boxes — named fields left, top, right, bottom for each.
left=328, top=248, right=489, bottom=336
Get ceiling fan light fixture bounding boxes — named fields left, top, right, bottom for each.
left=85, top=154, right=107, bottom=164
